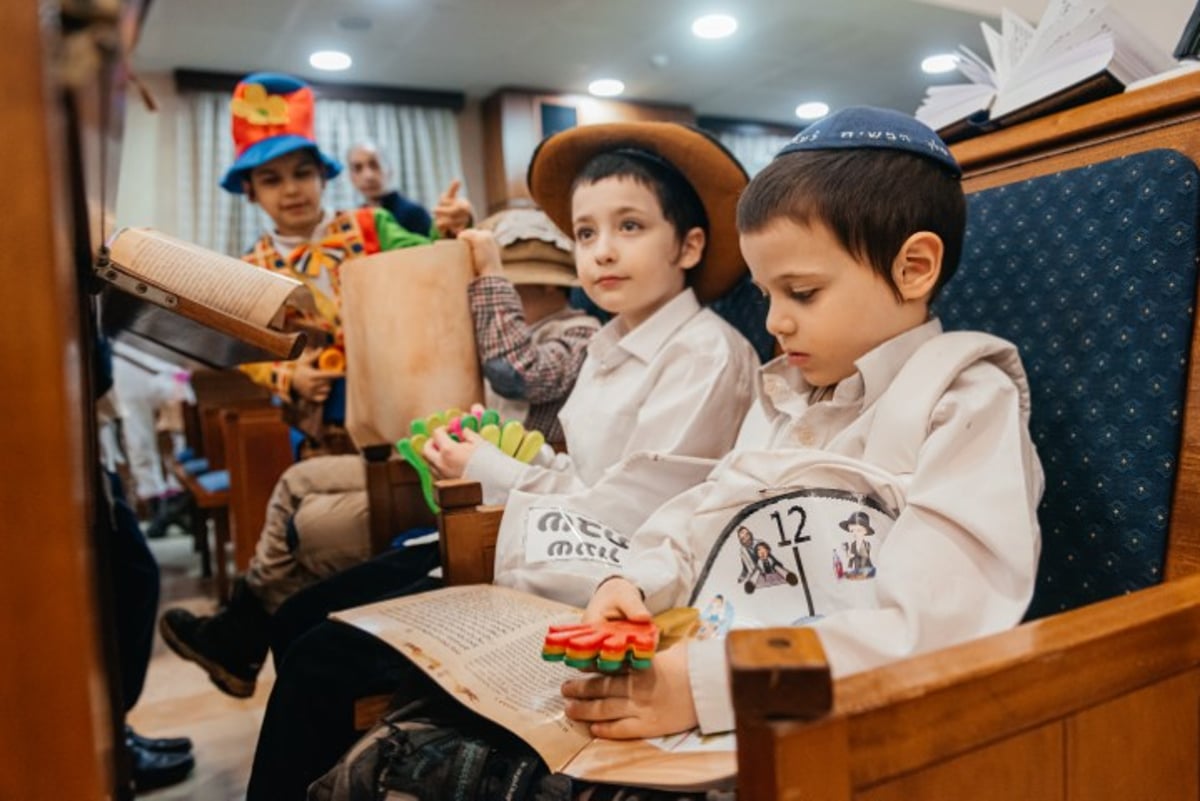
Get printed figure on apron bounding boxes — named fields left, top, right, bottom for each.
left=745, top=540, right=798, bottom=592
left=696, top=594, right=734, bottom=640
left=838, top=510, right=876, bottom=580
left=734, top=526, right=757, bottom=582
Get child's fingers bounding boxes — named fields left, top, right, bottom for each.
left=439, top=178, right=461, bottom=202
left=561, top=672, right=632, bottom=702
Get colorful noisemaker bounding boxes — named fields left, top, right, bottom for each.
left=542, top=619, right=660, bottom=671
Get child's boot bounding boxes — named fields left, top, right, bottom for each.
left=158, top=577, right=270, bottom=698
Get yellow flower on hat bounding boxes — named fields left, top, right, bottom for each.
left=230, top=83, right=289, bottom=126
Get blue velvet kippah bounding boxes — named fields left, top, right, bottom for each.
left=776, top=106, right=961, bottom=178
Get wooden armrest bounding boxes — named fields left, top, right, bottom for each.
left=434, top=479, right=502, bottom=585
left=730, top=572, right=1200, bottom=800
left=362, top=448, right=437, bottom=556
left=220, top=405, right=293, bottom=571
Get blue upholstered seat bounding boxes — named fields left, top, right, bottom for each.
left=935, top=149, right=1199, bottom=619
left=195, top=469, right=231, bottom=495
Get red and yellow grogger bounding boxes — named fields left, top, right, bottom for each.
left=542, top=620, right=660, bottom=671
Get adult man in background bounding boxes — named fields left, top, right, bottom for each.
left=345, top=141, right=434, bottom=236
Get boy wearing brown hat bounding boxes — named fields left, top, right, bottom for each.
left=424, top=122, right=759, bottom=550
left=566, top=107, right=1044, bottom=744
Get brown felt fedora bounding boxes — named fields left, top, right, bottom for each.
left=526, top=122, right=748, bottom=303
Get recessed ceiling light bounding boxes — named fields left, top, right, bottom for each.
left=588, top=78, right=625, bottom=97
left=692, top=14, right=738, bottom=39
left=309, top=50, right=352, bottom=71
left=795, top=102, right=829, bottom=120
left=921, top=53, right=960, bottom=74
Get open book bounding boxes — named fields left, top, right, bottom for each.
left=333, top=584, right=737, bottom=791
left=915, top=0, right=1174, bottom=142
left=97, top=227, right=317, bottom=368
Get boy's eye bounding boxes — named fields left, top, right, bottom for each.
left=790, top=288, right=817, bottom=303
left=619, top=219, right=642, bottom=232
left=574, top=227, right=594, bottom=241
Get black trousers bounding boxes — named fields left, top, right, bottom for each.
left=106, top=470, right=160, bottom=712
left=246, top=543, right=442, bottom=801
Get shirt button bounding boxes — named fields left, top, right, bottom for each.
left=793, top=426, right=815, bottom=446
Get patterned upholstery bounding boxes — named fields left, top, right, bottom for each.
left=935, top=149, right=1199, bottom=619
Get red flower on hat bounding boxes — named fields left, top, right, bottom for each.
left=231, top=83, right=290, bottom=126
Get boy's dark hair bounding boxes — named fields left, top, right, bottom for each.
left=571, top=150, right=709, bottom=275
left=736, top=149, right=966, bottom=299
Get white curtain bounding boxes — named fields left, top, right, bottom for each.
left=176, top=90, right=464, bottom=256
left=715, top=130, right=795, bottom=177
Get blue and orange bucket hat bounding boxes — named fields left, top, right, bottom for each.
left=220, top=72, right=342, bottom=194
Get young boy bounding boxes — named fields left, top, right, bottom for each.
left=224, top=72, right=472, bottom=452
left=564, top=107, right=1044, bottom=743
left=423, top=122, right=761, bottom=604
left=159, top=207, right=600, bottom=698
left=245, top=122, right=761, bottom=800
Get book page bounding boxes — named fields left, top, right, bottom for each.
left=107, top=227, right=313, bottom=329
left=332, top=584, right=593, bottom=772
left=566, top=729, right=737, bottom=791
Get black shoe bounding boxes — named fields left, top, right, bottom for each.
left=130, top=741, right=194, bottom=793
left=158, top=579, right=269, bottom=698
left=126, top=725, right=192, bottom=754
left=145, top=493, right=191, bottom=539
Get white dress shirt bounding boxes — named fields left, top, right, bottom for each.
left=472, top=288, right=760, bottom=608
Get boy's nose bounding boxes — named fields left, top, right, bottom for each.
left=765, top=304, right=795, bottom=337
left=592, top=235, right=618, bottom=265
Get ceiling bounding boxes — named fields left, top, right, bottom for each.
left=132, top=0, right=998, bottom=127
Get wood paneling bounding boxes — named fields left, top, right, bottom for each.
left=481, top=89, right=695, bottom=213
left=1066, top=670, right=1200, bottom=801
left=858, top=723, right=1064, bottom=801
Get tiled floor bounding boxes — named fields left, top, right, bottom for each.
left=127, top=534, right=273, bottom=801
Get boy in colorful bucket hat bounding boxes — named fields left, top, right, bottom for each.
left=225, top=72, right=472, bottom=452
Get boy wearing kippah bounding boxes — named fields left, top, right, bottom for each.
left=567, top=107, right=1044, bottom=742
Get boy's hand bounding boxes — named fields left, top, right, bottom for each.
left=584, top=577, right=651, bottom=624
left=561, top=643, right=699, bottom=739
left=457, top=229, right=503, bottom=277
left=422, top=426, right=483, bottom=480
left=433, top=179, right=474, bottom=238
left=291, top=347, right=341, bottom=402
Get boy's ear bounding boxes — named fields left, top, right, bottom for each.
left=677, top=226, right=706, bottom=271
left=891, top=231, right=942, bottom=302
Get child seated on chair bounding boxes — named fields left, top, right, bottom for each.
left=243, top=121, right=762, bottom=801
left=158, top=207, right=600, bottom=699
left=224, top=72, right=472, bottom=455
left=305, top=107, right=1043, bottom=801
left=564, top=106, right=1044, bottom=744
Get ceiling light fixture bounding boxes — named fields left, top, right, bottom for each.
left=692, top=14, right=738, bottom=39
left=588, top=78, right=625, bottom=97
left=309, top=50, right=352, bottom=71
left=921, top=53, right=960, bottom=74
left=795, top=101, right=829, bottom=120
